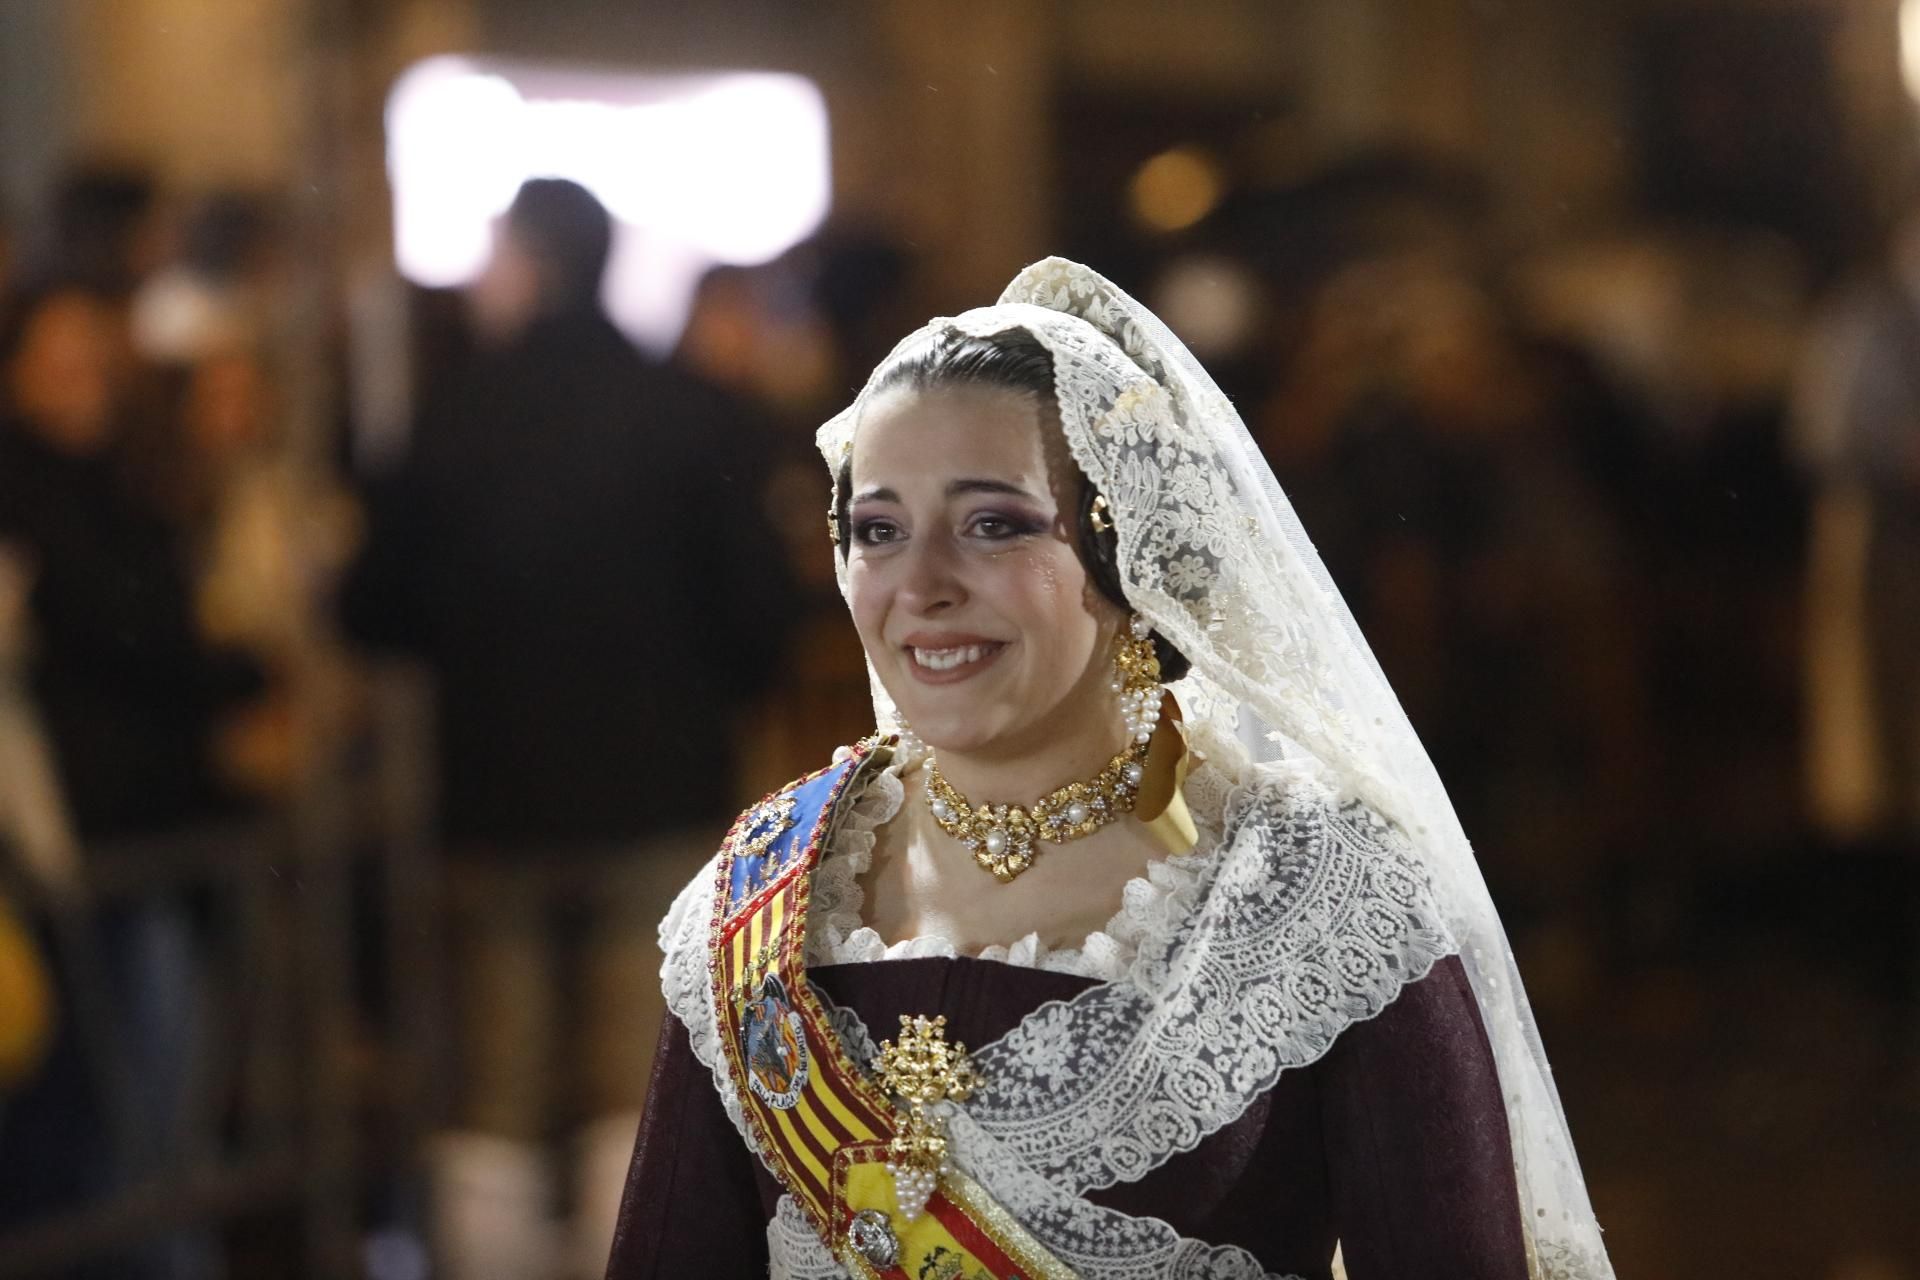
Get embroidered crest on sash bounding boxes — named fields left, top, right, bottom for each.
left=736, top=794, right=798, bottom=859
left=741, top=973, right=809, bottom=1109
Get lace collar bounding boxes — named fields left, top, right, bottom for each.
left=802, top=754, right=1223, bottom=982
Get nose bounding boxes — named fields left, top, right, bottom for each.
left=896, top=530, right=966, bottom=615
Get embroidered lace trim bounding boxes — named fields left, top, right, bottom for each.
left=657, top=863, right=757, bottom=1148
left=960, top=760, right=1454, bottom=1192
left=767, top=1188, right=1301, bottom=1280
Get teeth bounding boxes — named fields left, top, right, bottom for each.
left=913, top=645, right=992, bottom=671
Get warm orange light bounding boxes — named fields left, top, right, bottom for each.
left=1128, top=147, right=1226, bottom=234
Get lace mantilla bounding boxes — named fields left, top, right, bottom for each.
left=808, top=259, right=1614, bottom=1276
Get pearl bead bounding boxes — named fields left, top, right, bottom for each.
left=1065, top=801, right=1089, bottom=825
left=930, top=798, right=950, bottom=821
left=984, top=829, right=1008, bottom=855
left=1124, top=762, right=1145, bottom=785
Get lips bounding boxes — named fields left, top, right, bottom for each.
left=901, top=637, right=1009, bottom=684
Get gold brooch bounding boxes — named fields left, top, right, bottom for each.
left=874, top=1014, right=979, bottom=1221
left=734, top=794, right=797, bottom=860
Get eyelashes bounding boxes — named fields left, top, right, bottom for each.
left=850, top=510, right=1048, bottom=547
left=852, top=518, right=902, bottom=546
left=967, top=513, right=1046, bottom=540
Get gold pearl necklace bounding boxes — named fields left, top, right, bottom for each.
left=923, top=741, right=1151, bottom=882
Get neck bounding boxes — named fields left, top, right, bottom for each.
left=925, top=703, right=1131, bottom=807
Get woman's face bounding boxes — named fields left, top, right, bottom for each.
left=846, top=383, right=1119, bottom=760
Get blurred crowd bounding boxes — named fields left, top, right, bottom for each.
left=0, top=142, right=1915, bottom=1277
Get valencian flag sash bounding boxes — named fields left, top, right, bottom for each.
left=709, top=739, right=1077, bottom=1279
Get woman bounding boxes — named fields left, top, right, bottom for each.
left=608, top=259, right=1613, bottom=1279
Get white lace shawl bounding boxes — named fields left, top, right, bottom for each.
left=657, top=739, right=1466, bottom=1279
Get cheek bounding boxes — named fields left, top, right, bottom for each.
left=845, top=565, right=884, bottom=641
left=1004, top=549, right=1099, bottom=656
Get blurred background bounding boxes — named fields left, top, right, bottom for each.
left=0, top=0, right=1916, bottom=1276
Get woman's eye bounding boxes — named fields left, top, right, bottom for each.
left=967, top=513, right=1035, bottom=540
left=853, top=519, right=901, bottom=545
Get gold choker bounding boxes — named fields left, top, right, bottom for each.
left=923, top=741, right=1151, bottom=882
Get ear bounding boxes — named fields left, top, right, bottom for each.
left=1081, top=583, right=1128, bottom=637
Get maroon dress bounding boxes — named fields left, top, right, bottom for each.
left=607, top=951, right=1529, bottom=1278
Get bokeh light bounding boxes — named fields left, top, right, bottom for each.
left=385, top=57, right=831, bottom=348
left=1127, top=146, right=1226, bottom=234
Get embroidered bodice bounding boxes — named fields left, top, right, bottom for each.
left=636, top=744, right=1580, bottom=1278
left=623, top=744, right=1546, bottom=1279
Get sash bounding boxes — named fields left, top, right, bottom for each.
left=709, top=739, right=1076, bottom=1279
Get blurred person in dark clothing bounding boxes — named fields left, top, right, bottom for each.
left=0, top=283, right=261, bottom=1277
left=0, top=285, right=260, bottom=840
left=341, top=178, right=792, bottom=1280
left=677, top=261, right=873, bottom=789
left=1262, top=254, right=1647, bottom=922
left=161, top=346, right=359, bottom=802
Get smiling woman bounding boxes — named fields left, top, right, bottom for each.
left=847, top=381, right=1110, bottom=760
left=606, top=260, right=1616, bottom=1280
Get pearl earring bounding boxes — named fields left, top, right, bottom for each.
left=1113, top=616, right=1163, bottom=745
left=892, top=716, right=926, bottom=761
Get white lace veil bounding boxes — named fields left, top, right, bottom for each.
left=815, top=258, right=1612, bottom=1276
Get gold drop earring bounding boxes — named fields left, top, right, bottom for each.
left=1113, top=616, right=1163, bottom=745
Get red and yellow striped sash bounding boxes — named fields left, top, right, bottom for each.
left=709, top=740, right=1074, bottom=1279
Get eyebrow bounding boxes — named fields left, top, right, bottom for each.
left=851, top=478, right=1041, bottom=503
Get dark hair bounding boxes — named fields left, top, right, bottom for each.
left=504, top=177, right=613, bottom=310
left=51, top=164, right=157, bottom=294
left=834, top=326, right=1190, bottom=681
left=181, top=191, right=273, bottom=279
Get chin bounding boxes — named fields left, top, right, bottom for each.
left=903, top=710, right=992, bottom=754
left=890, top=694, right=1010, bottom=756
